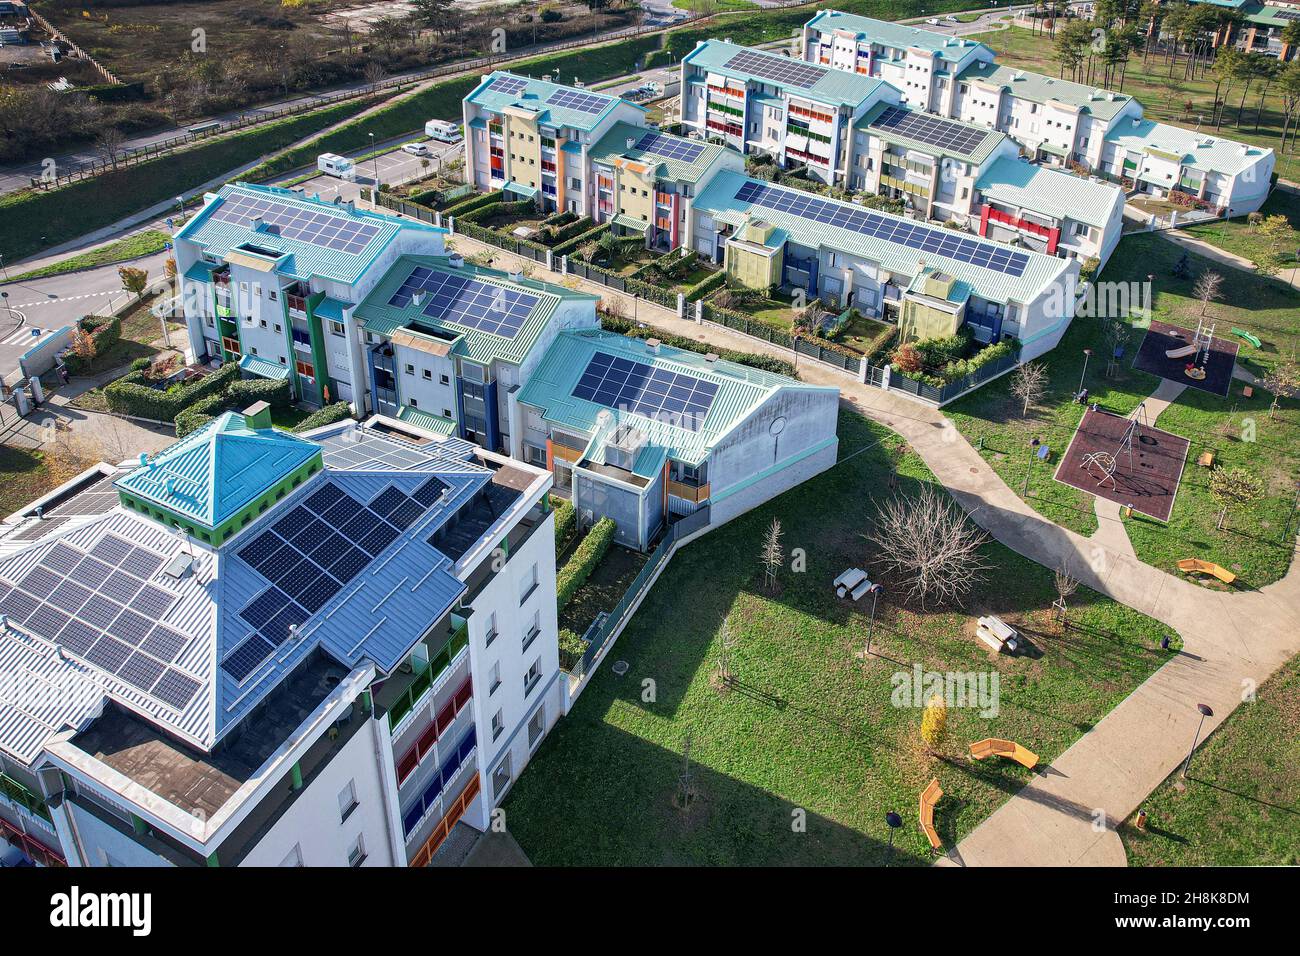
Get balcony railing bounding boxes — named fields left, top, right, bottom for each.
left=408, top=772, right=481, bottom=867
left=286, top=294, right=308, bottom=315
left=667, top=479, right=710, bottom=503
left=401, top=730, right=477, bottom=838
left=386, top=622, right=470, bottom=733
left=394, top=674, right=473, bottom=785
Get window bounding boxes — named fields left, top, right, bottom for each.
left=422, top=368, right=432, bottom=380
left=492, top=708, right=504, bottom=741
left=485, top=611, right=498, bottom=647
left=347, top=834, right=366, bottom=867
left=443, top=408, right=453, bottom=418
left=409, top=398, right=418, bottom=408
left=337, top=781, right=358, bottom=822
left=329, top=320, right=345, bottom=337
left=274, top=323, right=282, bottom=333
left=489, top=660, right=501, bottom=694
left=259, top=320, right=267, bottom=328
left=405, top=363, right=415, bottom=375
left=522, top=609, right=540, bottom=652
left=492, top=755, right=512, bottom=798
left=528, top=706, right=545, bottom=750
left=439, top=373, right=450, bottom=385
left=519, top=562, right=538, bottom=604
left=524, top=657, right=542, bottom=696
left=268, top=290, right=278, bottom=301
left=296, top=359, right=314, bottom=378
left=280, top=845, right=303, bottom=867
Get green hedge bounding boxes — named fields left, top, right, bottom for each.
left=552, top=222, right=612, bottom=258
left=553, top=498, right=576, bottom=554
left=291, top=402, right=355, bottom=433
left=174, top=392, right=229, bottom=439
left=556, top=517, right=616, bottom=611
left=684, top=270, right=727, bottom=302
left=444, top=189, right=503, bottom=218
left=105, top=360, right=239, bottom=422
left=458, top=198, right=535, bottom=224
left=599, top=314, right=797, bottom=377
left=544, top=215, right=594, bottom=245
left=558, top=627, right=589, bottom=672
left=62, top=315, right=123, bottom=375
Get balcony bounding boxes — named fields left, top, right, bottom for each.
left=379, top=619, right=471, bottom=735
left=668, top=479, right=710, bottom=504
left=394, top=673, right=473, bottom=785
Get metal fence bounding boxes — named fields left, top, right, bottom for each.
left=881, top=349, right=1020, bottom=406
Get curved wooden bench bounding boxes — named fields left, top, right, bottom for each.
left=1177, top=559, right=1236, bottom=585
left=919, top=778, right=943, bottom=850
left=970, top=737, right=1039, bottom=770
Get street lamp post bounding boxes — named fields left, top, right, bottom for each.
left=1079, top=347, right=1092, bottom=396
left=884, top=811, right=903, bottom=865
left=1022, top=436, right=1040, bottom=496
left=1181, top=703, right=1214, bottom=778
left=369, top=133, right=379, bottom=198
left=865, top=583, right=883, bottom=656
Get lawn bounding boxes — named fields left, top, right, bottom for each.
left=1179, top=189, right=1300, bottom=268
left=973, top=24, right=1300, bottom=183
left=1121, top=654, right=1300, bottom=866
left=946, top=232, right=1300, bottom=585
left=558, top=544, right=650, bottom=637
left=9, top=231, right=171, bottom=282
left=0, top=445, right=90, bottom=521
left=501, top=410, right=1175, bottom=865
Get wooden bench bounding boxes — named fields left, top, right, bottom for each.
left=1177, top=558, right=1237, bottom=585
left=969, top=737, right=1039, bottom=770
left=919, top=778, right=943, bottom=850
left=1196, top=450, right=1216, bottom=468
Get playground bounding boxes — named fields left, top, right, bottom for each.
left=1132, top=319, right=1239, bottom=398
left=1054, top=405, right=1190, bottom=522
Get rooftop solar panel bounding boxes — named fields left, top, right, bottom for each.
left=209, top=194, right=383, bottom=256
left=0, top=589, right=38, bottom=623
left=151, top=668, right=202, bottom=710
left=85, top=635, right=132, bottom=673
left=571, top=351, right=719, bottom=431
left=117, top=652, right=167, bottom=695
left=545, top=88, right=612, bottom=115
left=633, top=131, right=705, bottom=164
left=722, top=49, right=829, bottom=90
left=385, top=268, right=540, bottom=339
left=732, top=180, right=1031, bottom=278
left=141, top=625, right=188, bottom=663
left=870, top=106, right=989, bottom=156
left=487, top=75, right=529, bottom=95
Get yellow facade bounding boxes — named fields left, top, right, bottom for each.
left=724, top=218, right=784, bottom=291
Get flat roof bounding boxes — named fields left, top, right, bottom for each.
left=684, top=38, right=892, bottom=108
left=805, top=10, right=993, bottom=63
left=957, top=60, right=1136, bottom=122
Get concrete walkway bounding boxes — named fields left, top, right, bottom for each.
left=443, top=227, right=1300, bottom=866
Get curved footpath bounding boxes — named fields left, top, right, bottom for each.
left=445, top=228, right=1300, bottom=866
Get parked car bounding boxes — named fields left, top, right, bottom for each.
left=402, top=142, right=432, bottom=156
left=926, top=17, right=942, bottom=25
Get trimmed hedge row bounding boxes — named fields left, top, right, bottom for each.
left=105, top=360, right=238, bottom=422
left=551, top=222, right=612, bottom=258
left=600, top=314, right=797, bottom=377
left=558, top=627, right=589, bottom=672
left=458, top=198, right=536, bottom=224
left=444, top=189, right=503, bottom=218
left=171, top=375, right=293, bottom=437
left=291, top=402, right=355, bottom=433
left=684, top=270, right=727, bottom=302
left=63, top=315, right=123, bottom=375
left=556, top=517, right=616, bottom=611
left=545, top=215, right=594, bottom=245
left=553, top=498, right=576, bottom=554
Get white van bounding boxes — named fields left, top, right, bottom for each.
left=425, top=119, right=463, bottom=144
left=317, top=152, right=357, bottom=181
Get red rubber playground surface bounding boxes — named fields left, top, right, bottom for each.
left=1054, top=407, right=1190, bottom=522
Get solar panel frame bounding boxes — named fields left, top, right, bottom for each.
left=85, top=635, right=132, bottom=673
left=117, top=652, right=167, bottom=694
left=571, top=351, right=719, bottom=431
left=487, top=75, right=528, bottom=95
left=0, top=589, right=39, bottom=623
left=141, top=625, right=188, bottom=663
left=633, top=131, right=705, bottom=164
left=152, top=668, right=202, bottom=709
left=722, top=49, right=829, bottom=90
left=56, top=619, right=100, bottom=656
left=869, top=106, right=989, bottom=157
left=209, top=194, right=382, bottom=255
left=545, top=88, right=612, bottom=115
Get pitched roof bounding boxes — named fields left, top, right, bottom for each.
left=177, top=182, right=440, bottom=286
left=466, top=71, right=641, bottom=131
left=116, top=412, right=322, bottom=529
left=693, top=170, right=1072, bottom=306
left=684, top=39, right=891, bottom=108
left=976, top=157, right=1124, bottom=229
left=353, top=255, right=597, bottom=366
left=588, top=120, right=732, bottom=184
left=957, top=60, right=1136, bottom=122
left=855, top=101, right=1008, bottom=166
left=805, top=10, right=993, bottom=63
left=517, top=329, right=834, bottom=466
left=1103, top=118, right=1273, bottom=177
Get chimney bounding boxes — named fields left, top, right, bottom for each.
left=704, top=353, right=719, bottom=363
left=627, top=137, right=637, bottom=150
left=509, top=270, right=524, bottom=282
left=412, top=291, right=425, bottom=308
left=244, top=401, right=273, bottom=430
left=139, top=452, right=148, bottom=468
left=646, top=337, right=661, bottom=355
left=448, top=253, right=465, bottom=268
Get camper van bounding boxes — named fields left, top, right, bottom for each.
left=317, top=152, right=357, bottom=181
left=424, top=119, right=463, bottom=144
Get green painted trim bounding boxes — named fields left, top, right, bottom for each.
left=206, top=852, right=220, bottom=867
left=290, top=762, right=303, bottom=791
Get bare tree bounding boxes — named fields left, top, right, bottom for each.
left=674, top=733, right=697, bottom=809
left=1053, top=562, right=1080, bottom=626
left=1259, top=359, right=1300, bottom=420
left=94, top=126, right=125, bottom=169
left=1102, top=318, right=1129, bottom=377
left=1009, top=361, right=1048, bottom=416
left=867, top=484, right=990, bottom=609
left=759, top=517, right=783, bottom=591
left=715, top=621, right=738, bottom=686
left=363, top=61, right=388, bottom=95
left=1209, top=467, right=1265, bottom=530
left=1193, top=270, right=1224, bottom=315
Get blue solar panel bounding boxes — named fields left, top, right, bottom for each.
left=239, top=530, right=283, bottom=571
left=141, top=625, right=187, bottom=663
left=0, top=589, right=38, bottom=623
left=297, top=575, right=342, bottom=613
left=732, top=180, right=1032, bottom=278
left=57, top=619, right=100, bottom=656
left=272, top=507, right=314, bottom=540
left=323, top=497, right=363, bottom=528
left=386, top=268, right=539, bottom=339
left=546, top=88, right=611, bottom=114
left=90, top=535, right=133, bottom=565
left=329, top=546, right=370, bottom=585
left=241, top=587, right=292, bottom=630
left=340, top=510, right=383, bottom=543
left=48, top=581, right=93, bottom=614
left=85, top=635, right=132, bottom=673
left=278, top=562, right=321, bottom=599
left=262, top=602, right=309, bottom=645
left=304, top=483, right=345, bottom=513
left=100, top=571, right=143, bottom=604
left=78, top=594, right=120, bottom=629
left=308, top=532, right=349, bottom=568
left=571, top=351, right=719, bottom=431
left=368, top=486, right=407, bottom=517
left=116, top=652, right=166, bottom=694
left=413, top=477, right=450, bottom=507
left=106, top=609, right=154, bottom=646
left=487, top=75, right=528, bottom=96
left=119, top=549, right=165, bottom=580
left=209, top=194, right=382, bottom=256
left=221, top=635, right=275, bottom=683
left=152, top=668, right=201, bottom=709
left=634, top=131, right=705, bottom=164
left=359, top=523, right=399, bottom=557
left=386, top=499, right=425, bottom=531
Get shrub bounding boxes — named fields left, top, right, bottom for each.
left=558, top=628, right=589, bottom=672
left=174, top=392, right=230, bottom=438
left=444, top=189, right=503, bottom=218
left=61, top=315, right=123, bottom=375
left=684, top=269, right=726, bottom=302
left=291, top=402, right=354, bottom=433
left=599, top=314, right=796, bottom=377
left=552, top=222, right=612, bottom=258
left=553, top=498, right=576, bottom=553
left=556, top=517, right=616, bottom=610
left=105, top=360, right=238, bottom=421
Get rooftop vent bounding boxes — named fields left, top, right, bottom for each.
left=645, top=337, right=661, bottom=355
left=164, top=552, right=194, bottom=580
left=412, top=291, right=425, bottom=308
left=704, top=352, right=719, bottom=363
left=448, top=252, right=465, bottom=268
left=574, top=77, right=585, bottom=88
left=508, top=270, right=524, bottom=282
left=542, top=74, right=552, bottom=82
left=627, top=137, right=637, bottom=150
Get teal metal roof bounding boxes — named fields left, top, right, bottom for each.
left=517, top=328, right=834, bottom=467
left=314, top=297, right=349, bottom=323
left=694, top=170, right=1071, bottom=306
left=589, top=120, right=731, bottom=185
left=1103, top=119, right=1273, bottom=177
left=684, top=39, right=891, bottom=109
left=855, top=101, right=1007, bottom=165
left=397, top=405, right=457, bottom=437
left=957, top=61, right=1135, bottom=121
left=176, top=182, right=440, bottom=286
left=504, top=181, right=540, bottom=199
left=805, top=10, right=994, bottom=63
left=184, top=261, right=215, bottom=282
left=239, top=354, right=291, bottom=380
left=976, top=157, right=1124, bottom=229
left=466, top=71, right=643, bottom=131
left=116, top=411, right=322, bottom=528
left=353, top=255, right=597, bottom=366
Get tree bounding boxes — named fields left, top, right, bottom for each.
left=1209, top=467, right=1265, bottom=530
left=369, top=16, right=409, bottom=56
left=867, top=484, right=990, bottom=609
left=1010, top=361, right=1048, bottom=415
left=94, top=126, right=125, bottom=169
left=759, top=517, right=783, bottom=591
left=1276, top=60, right=1300, bottom=155
left=920, top=695, right=948, bottom=755
left=1053, top=562, right=1080, bottom=626
left=409, top=0, right=454, bottom=30
left=118, top=266, right=148, bottom=301
left=892, top=342, right=923, bottom=374
left=794, top=301, right=826, bottom=335
left=1254, top=214, right=1295, bottom=277
left=1259, top=359, right=1300, bottom=419
left=1192, top=270, right=1224, bottom=315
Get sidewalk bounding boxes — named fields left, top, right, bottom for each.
left=446, top=227, right=1300, bottom=866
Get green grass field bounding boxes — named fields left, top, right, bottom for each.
left=1180, top=190, right=1300, bottom=268
left=9, top=231, right=171, bottom=282
left=946, top=232, right=1300, bottom=586
left=501, top=410, right=1176, bottom=865
left=1121, top=654, right=1300, bottom=866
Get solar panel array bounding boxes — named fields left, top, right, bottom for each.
left=225, top=477, right=451, bottom=683
left=733, top=180, right=1032, bottom=278
left=572, top=352, right=719, bottom=432
left=1276, top=10, right=1300, bottom=21
left=209, top=194, right=383, bottom=255
left=0, top=536, right=199, bottom=711
left=320, top=432, right=436, bottom=471
left=487, top=75, right=528, bottom=95
left=545, top=88, right=611, bottom=115
left=633, top=131, right=706, bottom=164
left=722, top=49, right=829, bottom=91
left=387, top=266, right=540, bottom=339
left=870, top=106, right=989, bottom=156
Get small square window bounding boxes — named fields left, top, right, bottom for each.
left=338, top=780, right=358, bottom=822
left=422, top=369, right=432, bottom=380
left=492, top=709, right=504, bottom=741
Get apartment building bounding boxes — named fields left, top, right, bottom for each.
left=175, top=182, right=447, bottom=409
left=802, top=9, right=994, bottom=114
left=689, top=170, right=1078, bottom=360
left=349, top=255, right=601, bottom=456
left=586, top=121, right=743, bottom=250
left=0, top=408, right=559, bottom=867
left=679, top=38, right=901, bottom=184
left=516, top=329, right=840, bottom=550
left=462, top=71, right=648, bottom=214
